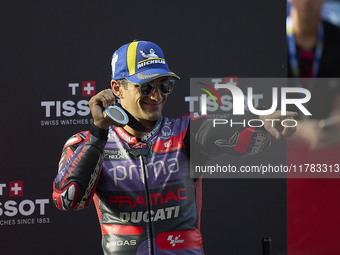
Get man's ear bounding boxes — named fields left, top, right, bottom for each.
left=111, top=80, right=124, bottom=99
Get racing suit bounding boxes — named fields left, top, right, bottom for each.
left=53, top=113, right=271, bottom=254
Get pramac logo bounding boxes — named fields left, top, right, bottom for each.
left=153, top=132, right=185, bottom=154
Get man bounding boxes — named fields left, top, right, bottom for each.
left=287, top=0, right=340, bottom=149
left=287, top=1, right=340, bottom=254
left=53, top=40, right=297, bottom=254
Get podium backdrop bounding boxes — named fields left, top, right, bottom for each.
left=1, top=1, right=288, bottom=254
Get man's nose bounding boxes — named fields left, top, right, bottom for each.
left=149, top=85, right=162, bottom=101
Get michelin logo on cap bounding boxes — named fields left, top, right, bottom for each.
left=137, top=49, right=166, bottom=69
left=139, top=48, right=158, bottom=59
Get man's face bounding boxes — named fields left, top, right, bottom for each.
left=290, top=0, right=323, bottom=20
left=119, top=77, right=169, bottom=126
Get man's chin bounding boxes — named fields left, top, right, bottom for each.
left=146, top=109, right=163, bottom=120
left=147, top=112, right=161, bottom=121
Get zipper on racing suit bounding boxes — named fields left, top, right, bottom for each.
left=129, top=145, right=155, bottom=254
left=141, top=154, right=155, bottom=254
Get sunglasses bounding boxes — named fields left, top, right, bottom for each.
left=135, top=78, right=175, bottom=96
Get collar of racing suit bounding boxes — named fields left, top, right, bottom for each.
left=112, top=114, right=163, bottom=143
left=117, top=102, right=162, bottom=133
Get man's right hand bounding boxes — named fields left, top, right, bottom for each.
left=294, top=119, right=340, bottom=150
left=89, top=89, right=116, bottom=130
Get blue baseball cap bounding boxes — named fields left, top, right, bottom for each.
left=111, top=40, right=180, bottom=84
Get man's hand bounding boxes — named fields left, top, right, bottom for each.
left=294, top=118, right=340, bottom=150
left=89, top=89, right=116, bottom=130
left=259, top=110, right=298, bottom=140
